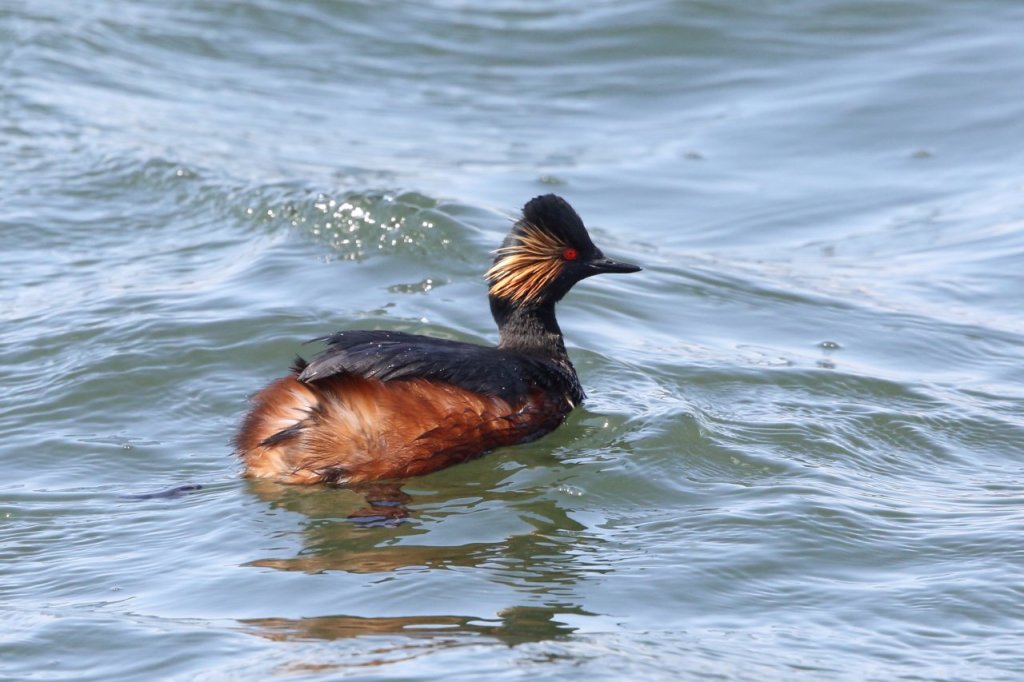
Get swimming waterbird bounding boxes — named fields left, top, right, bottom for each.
left=235, top=194, right=641, bottom=484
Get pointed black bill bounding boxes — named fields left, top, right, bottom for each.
left=588, top=255, right=642, bottom=274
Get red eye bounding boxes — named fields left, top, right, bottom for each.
left=562, top=247, right=579, bottom=261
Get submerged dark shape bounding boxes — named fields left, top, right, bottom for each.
left=235, top=194, right=641, bottom=484
left=121, top=483, right=203, bottom=500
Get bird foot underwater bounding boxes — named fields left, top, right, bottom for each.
left=337, top=482, right=413, bottom=526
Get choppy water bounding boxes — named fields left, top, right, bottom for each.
left=3, top=1, right=1024, bottom=679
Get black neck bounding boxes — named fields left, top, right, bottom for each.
left=489, top=295, right=569, bottom=359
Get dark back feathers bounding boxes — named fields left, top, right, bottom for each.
left=297, top=330, right=583, bottom=404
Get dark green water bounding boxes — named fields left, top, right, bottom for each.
left=3, top=1, right=1023, bottom=679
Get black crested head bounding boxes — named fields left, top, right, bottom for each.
left=517, top=194, right=595, bottom=252
left=486, top=194, right=641, bottom=309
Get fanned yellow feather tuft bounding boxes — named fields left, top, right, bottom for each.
left=485, top=223, right=567, bottom=304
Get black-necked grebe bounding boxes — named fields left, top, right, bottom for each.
left=235, top=194, right=641, bottom=484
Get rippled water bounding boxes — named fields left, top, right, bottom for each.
left=3, top=1, right=1024, bottom=679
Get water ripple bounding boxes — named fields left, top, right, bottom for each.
left=4, top=0, right=1024, bottom=679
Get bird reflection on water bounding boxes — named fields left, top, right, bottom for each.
left=239, top=475, right=604, bottom=658
left=243, top=605, right=586, bottom=646
left=239, top=606, right=586, bottom=675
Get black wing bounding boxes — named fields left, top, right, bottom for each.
left=296, top=330, right=578, bottom=403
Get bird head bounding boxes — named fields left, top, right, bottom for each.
left=485, top=194, right=640, bottom=307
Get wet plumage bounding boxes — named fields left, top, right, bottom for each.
left=235, top=194, right=640, bottom=484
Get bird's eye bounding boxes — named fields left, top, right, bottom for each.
left=562, top=247, right=579, bottom=261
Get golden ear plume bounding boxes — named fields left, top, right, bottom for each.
left=485, top=223, right=567, bottom=304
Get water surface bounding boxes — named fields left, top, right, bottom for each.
left=2, top=1, right=1023, bottom=679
